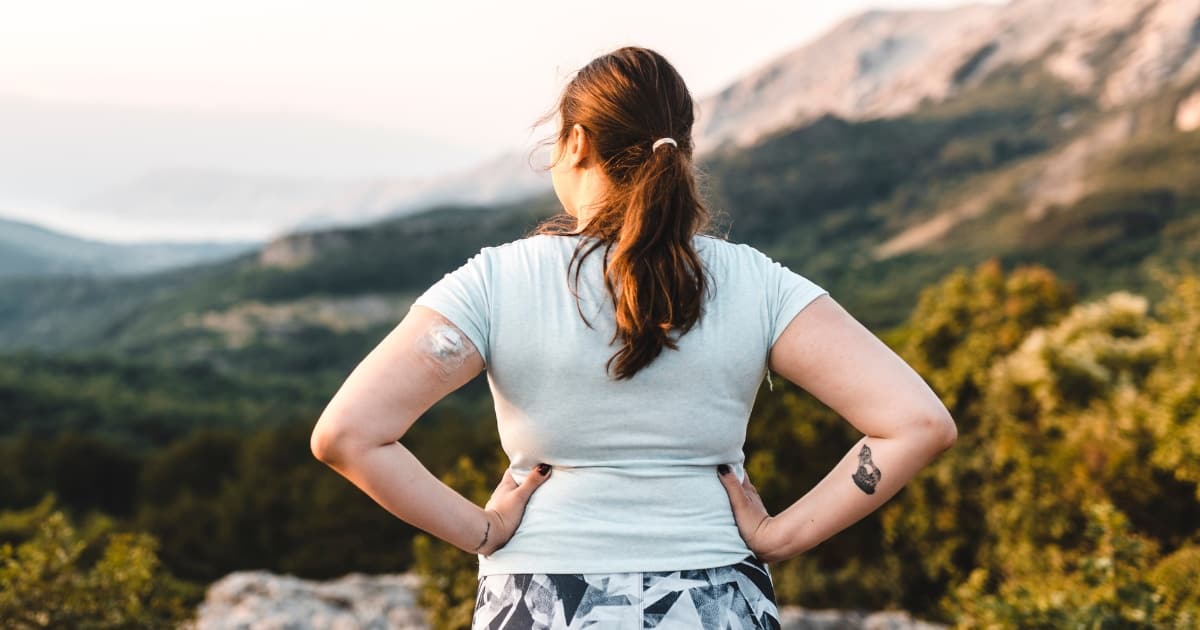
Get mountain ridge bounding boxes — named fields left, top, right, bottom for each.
left=3, top=0, right=1199, bottom=365
left=0, top=215, right=258, bottom=277
left=12, top=0, right=1199, bottom=246
left=693, top=0, right=1200, bottom=153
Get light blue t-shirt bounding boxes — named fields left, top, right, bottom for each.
left=410, top=233, right=829, bottom=576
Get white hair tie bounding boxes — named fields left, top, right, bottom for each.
left=652, top=137, right=678, bottom=151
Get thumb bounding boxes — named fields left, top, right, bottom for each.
left=518, top=463, right=553, bottom=499
left=496, top=468, right=518, bottom=492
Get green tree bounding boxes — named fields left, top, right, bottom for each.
left=947, top=501, right=1163, bottom=629
left=1141, top=269, right=1200, bottom=497
left=1148, top=544, right=1200, bottom=628
left=0, top=495, right=201, bottom=629
left=878, top=259, right=1077, bottom=613
left=930, top=265, right=1200, bottom=627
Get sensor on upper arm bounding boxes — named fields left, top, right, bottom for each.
left=419, top=322, right=476, bottom=378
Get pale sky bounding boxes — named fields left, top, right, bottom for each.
left=1, top=0, right=1008, bottom=243
left=2, top=0, right=997, bottom=155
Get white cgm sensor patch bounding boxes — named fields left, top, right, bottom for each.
left=420, top=323, right=474, bottom=375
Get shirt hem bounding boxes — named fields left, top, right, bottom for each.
left=475, top=549, right=757, bottom=577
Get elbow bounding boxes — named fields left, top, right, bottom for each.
left=310, top=417, right=357, bottom=466
left=310, top=424, right=339, bottom=464
left=921, top=408, right=958, bottom=452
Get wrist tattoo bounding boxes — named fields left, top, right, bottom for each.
left=851, top=444, right=882, bottom=494
left=474, top=517, right=491, bottom=552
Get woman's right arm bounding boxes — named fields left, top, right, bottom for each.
left=721, top=293, right=957, bottom=563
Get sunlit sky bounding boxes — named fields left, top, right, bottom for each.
left=1, top=0, right=1012, bottom=243
left=3, top=0, right=997, bottom=155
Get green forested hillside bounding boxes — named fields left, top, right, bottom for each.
left=0, top=351, right=332, bottom=448
left=703, top=64, right=1200, bottom=325
left=0, top=200, right=558, bottom=372
left=0, top=216, right=255, bottom=277
left=3, top=64, right=1197, bottom=369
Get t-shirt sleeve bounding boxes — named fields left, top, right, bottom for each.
left=755, top=247, right=829, bottom=348
left=409, top=247, right=492, bottom=366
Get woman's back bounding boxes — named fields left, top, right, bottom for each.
left=312, top=45, right=953, bottom=629
left=410, top=232, right=829, bottom=576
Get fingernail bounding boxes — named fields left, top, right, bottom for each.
left=537, top=463, right=551, bottom=476
left=717, top=464, right=730, bottom=475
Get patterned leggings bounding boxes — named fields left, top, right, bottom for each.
left=472, top=554, right=780, bottom=629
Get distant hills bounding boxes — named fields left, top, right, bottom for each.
left=2, top=0, right=1198, bottom=376
left=0, top=216, right=257, bottom=277
left=65, top=148, right=555, bottom=243
left=11, top=1, right=1200, bottom=244
left=0, top=90, right=553, bottom=242
left=0, top=200, right=555, bottom=369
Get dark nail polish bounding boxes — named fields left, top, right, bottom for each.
left=537, top=463, right=551, bottom=476
left=717, top=464, right=731, bottom=475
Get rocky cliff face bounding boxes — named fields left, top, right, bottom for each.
left=182, top=571, right=430, bottom=630
left=183, top=571, right=948, bottom=630
left=694, top=0, right=1200, bottom=153
left=240, top=0, right=1200, bottom=265
left=257, top=230, right=351, bottom=270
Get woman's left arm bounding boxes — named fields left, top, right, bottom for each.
left=310, top=304, right=548, bottom=556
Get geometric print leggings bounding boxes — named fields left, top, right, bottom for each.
left=472, top=554, right=781, bottom=629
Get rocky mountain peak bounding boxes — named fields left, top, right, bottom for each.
left=694, top=0, right=1200, bottom=154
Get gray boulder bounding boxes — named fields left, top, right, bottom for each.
left=182, top=571, right=430, bottom=630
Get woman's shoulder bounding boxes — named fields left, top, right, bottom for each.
left=468, top=235, right=580, bottom=269
left=478, top=232, right=759, bottom=262
left=693, top=233, right=765, bottom=265
left=474, top=235, right=552, bottom=256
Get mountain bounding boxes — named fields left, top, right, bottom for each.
left=0, top=216, right=258, bottom=277
left=0, top=199, right=557, bottom=369
left=1, top=0, right=1198, bottom=371
left=0, top=92, right=552, bottom=243
left=0, top=91, right=482, bottom=200
left=8, top=0, right=1199, bottom=244
left=69, top=147, right=555, bottom=242
left=693, top=0, right=1200, bottom=153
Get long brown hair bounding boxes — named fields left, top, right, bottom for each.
left=526, top=46, right=719, bottom=381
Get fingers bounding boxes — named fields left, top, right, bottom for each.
left=516, top=463, right=553, bottom=499
left=717, top=464, right=749, bottom=507
left=742, top=473, right=759, bottom=495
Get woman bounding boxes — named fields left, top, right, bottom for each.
left=310, top=46, right=957, bottom=629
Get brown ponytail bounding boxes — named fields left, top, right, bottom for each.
left=526, top=46, right=718, bottom=381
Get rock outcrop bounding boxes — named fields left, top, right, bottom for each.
left=183, top=571, right=430, bottom=630
left=184, top=570, right=947, bottom=630
left=257, top=230, right=352, bottom=269
left=779, top=607, right=948, bottom=630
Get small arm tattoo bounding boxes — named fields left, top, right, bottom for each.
left=474, top=517, right=490, bottom=552
left=851, top=444, right=882, bottom=494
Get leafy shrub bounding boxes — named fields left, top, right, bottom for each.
left=0, top=495, right=201, bottom=629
